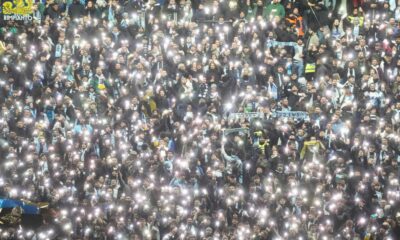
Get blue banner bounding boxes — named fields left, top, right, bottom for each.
left=0, top=199, right=39, bottom=215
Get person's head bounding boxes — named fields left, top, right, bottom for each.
left=297, top=38, right=303, bottom=46
left=383, top=1, right=390, bottom=9
left=333, top=19, right=341, bottom=26
left=51, top=3, right=59, bottom=10
left=370, top=83, right=376, bottom=91
left=395, top=102, right=400, bottom=110
left=282, top=98, right=289, bottom=106
left=95, top=67, right=102, bottom=75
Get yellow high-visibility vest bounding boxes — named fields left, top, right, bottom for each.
left=0, top=41, right=6, bottom=55
left=347, top=15, right=364, bottom=27
left=258, top=142, right=268, bottom=155
left=305, top=63, right=316, bottom=73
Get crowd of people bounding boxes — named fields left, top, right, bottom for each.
left=1, top=0, right=400, bottom=239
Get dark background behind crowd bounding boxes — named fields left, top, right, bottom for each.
left=1, top=0, right=400, bottom=239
